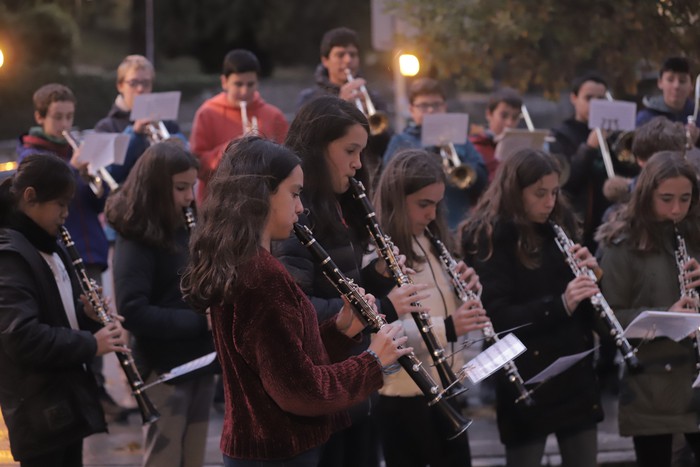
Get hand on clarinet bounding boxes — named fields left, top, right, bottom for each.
left=682, top=257, right=700, bottom=290
left=669, top=296, right=700, bottom=314
left=452, top=301, right=490, bottom=336
left=563, top=276, right=600, bottom=313
left=94, top=320, right=129, bottom=357
left=336, top=290, right=373, bottom=337
left=368, top=321, right=412, bottom=368
left=388, top=283, right=431, bottom=317
left=454, top=260, right=482, bottom=295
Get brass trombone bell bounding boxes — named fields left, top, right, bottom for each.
left=345, top=69, right=389, bottom=136
left=439, top=142, right=476, bottom=189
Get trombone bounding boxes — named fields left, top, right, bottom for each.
left=240, top=101, right=259, bottom=136
left=344, top=69, right=389, bottom=136
left=145, top=121, right=171, bottom=145
left=438, top=142, right=476, bottom=189
left=686, top=74, right=700, bottom=150
left=62, top=130, right=120, bottom=196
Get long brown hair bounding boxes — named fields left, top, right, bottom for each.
left=181, top=136, right=301, bottom=311
left=597, top=151, right=700, bottom=252
left=462, top=149, right=578, bottom=269
left=285, top=96, right=371, bottom=242
left=105, top=141, right=199, bottom=251
left=374, top=149, right=449, bottom=268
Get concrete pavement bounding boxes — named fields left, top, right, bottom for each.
left=1, top=389, right=635, bottom=466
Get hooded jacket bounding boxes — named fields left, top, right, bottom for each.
left=0, top=214, right=105, bottom=461
left=636, top=95, right=697, bottom=127
left=189, top=91, right=289, bottom=202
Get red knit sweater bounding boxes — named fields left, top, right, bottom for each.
left=211, top=248, right=384, bottom=460
left=189, top=92, right=289, bottom=203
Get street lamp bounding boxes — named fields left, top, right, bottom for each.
left=393, top=52, right=421, bottom=132
left=0, top=48, right=4, bottom=69
left=399, top=54, right=420, bottom=77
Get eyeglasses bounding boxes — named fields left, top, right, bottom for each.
left=123, top=79, right=153, bottom=88
left=412, top=102, right=445, bottom=112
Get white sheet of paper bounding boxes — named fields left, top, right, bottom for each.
left=463, top=333, right=526, bottom=384
left=493, top=128, right=549, bottom=162
left=76, top=133, right=130, bottom=169
left=623, top=311, right=700, bottom=342
left=159, top=352, right=217, bottom=383
left=421, top=113, right=469, bottom=146
left=588, top=99, right=637, bottom=132
left=692, top=373, right=700, bottom=388
left=524, top=348, right=596, bottom=385
left=130, top=91, right=181, bottom=121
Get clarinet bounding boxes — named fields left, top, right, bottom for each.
left=348, top=177, right=467, bottom=398
left=293, top=223, right=471, bottom=439
left=424, top=228, right=535, bottom=405
left=59, top=227, right=160, bottom=424
left=184, top=206, right=196, bottom=232
left=673, top=225, right=700, bottom=371
left=550, top=222, right=642, bottom=372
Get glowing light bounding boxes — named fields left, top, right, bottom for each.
left=399, top=54, right=420, bottom=77
left=0, top=49, right=4, bottom=68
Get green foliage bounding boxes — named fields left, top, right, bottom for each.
left=13, top=3, right=80, bottom=67
left=387, top=0, right=700, bottom=98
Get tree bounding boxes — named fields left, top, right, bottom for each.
left=386, top=0, right=700, bottom=98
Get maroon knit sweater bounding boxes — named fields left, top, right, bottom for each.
left=211, top=248, right=384, bottom=460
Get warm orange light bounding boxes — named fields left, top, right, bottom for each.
left=0, top=161, right=17, bottom=172
left=399, top=54, right=420, bottom=77
left=0, top=49, right=4, bottom=68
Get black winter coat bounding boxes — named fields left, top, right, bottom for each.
left=0, top=218, right=105, bottom=462
left=113, top=228, right=214, bottom=379
left=464, top=221, right=603, bottom=446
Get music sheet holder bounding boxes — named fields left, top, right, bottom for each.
left=494, top=128, right=549, bottom=162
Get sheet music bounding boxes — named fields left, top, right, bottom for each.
left=421, top=113, right=469, bottom=146
left=130, top=91, right=181, bottom=121
left=588, top=99, right=636, bottom=132
left=524, top=348, right=596, bottom=385
left=75, top=132, right=129, bottom=169
left=462, top=333, right=526, bottom=384
left=493, top=128, right=549, bottom=162
left=623, top=311, right=700, bottom=342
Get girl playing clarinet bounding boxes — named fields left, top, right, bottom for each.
left=105, top=141, right=215, bottom=467
left=373, top=148, right=490, bottom=467
left=461, top=148, right=603, bottom=467
left=181, top=136, right=409, bottom=467
left=0, top=154, right=127, bottom=467
left=597, top=150, right=700, bottom=467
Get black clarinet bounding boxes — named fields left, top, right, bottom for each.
left=550, top=222, right=642, bottom=373
left=293, top=223, right=471, bottom=439
left=184, top=207, right=196, bottom=232
left=59, top=227, right=160, bottom=424
left=424, top=228, right=534, bottom=405
left=348, top=177, right=467, bottom=398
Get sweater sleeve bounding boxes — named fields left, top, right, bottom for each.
left=235, top=279, right=383, bottom=417
left=113, top=238, right=208, bottom=339
left=0, top=251, right=97, bottom=369
left=190, top=108, right=229, bottom=182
